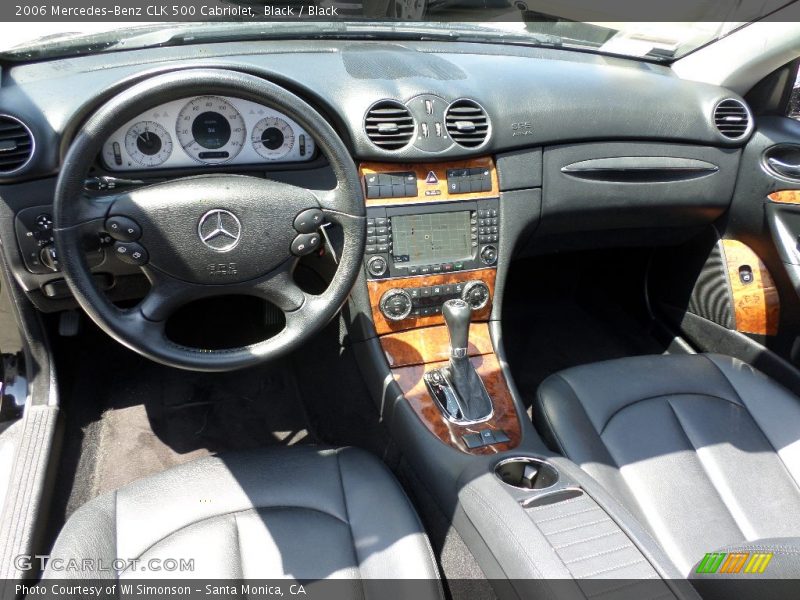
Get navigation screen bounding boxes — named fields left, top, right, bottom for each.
left=391, top=212, right=473, bottom=266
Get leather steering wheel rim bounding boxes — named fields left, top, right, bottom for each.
left=53, top=68, right=365, bottom=371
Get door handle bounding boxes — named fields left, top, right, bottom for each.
left=767, top=157, right=800, bottom=179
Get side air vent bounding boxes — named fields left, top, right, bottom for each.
left=0, top=116, right=34, bottom=174
left=713, top=99, right=751, bottom=140
left=445, top=99, right=490, bottom=148
left=364, top=101, right=415, bottom=151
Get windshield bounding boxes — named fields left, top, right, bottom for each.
left=0, top=15, right=763, bottom=63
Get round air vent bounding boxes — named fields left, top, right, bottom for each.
left=713, top=99, right=752, bottom=140
left=445, top=99, right=490, bottom=148
left=364, top=100, right=415, bottom=151
left=0, top=115, right=34, bottom=175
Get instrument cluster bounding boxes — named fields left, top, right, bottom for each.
left=101, top=95, right=316, bottom=172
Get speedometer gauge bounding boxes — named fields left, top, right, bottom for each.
left=251, top=117, right=295, bottom=160
left=124, top=121, right=173, bottom=167
left=176, top=96, right=245, bottom=164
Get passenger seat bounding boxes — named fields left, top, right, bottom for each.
left=534, top=353, right=800, bottom=577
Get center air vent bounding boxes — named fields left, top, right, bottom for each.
left=364, top=100, right=415, bottom=151
left=0, top=116, right=33, bottom=174
left=713, top=99, right=751, bottom=140
left=445, top=99, right=489, bottom=148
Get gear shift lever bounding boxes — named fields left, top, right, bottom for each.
left=443, top=299, right=471, bottom=358
left=424, top=299, right=493, bottom=422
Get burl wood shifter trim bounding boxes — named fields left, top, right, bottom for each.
left=391, top=352, right=521, bottom=455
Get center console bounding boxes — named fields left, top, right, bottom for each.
left=359, top=157, right=520, bottom=456
left=360, top=157, right=500, bottom=333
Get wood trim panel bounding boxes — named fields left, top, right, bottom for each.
left=367, top=268, right=496, bottom=335
left=768, top=190, right=800, bottom=204
left=391, top=353, right=521, bottom=455
left=722, top=239, right=780, bottom=336
left=381, top=323, right=494, bottom=368
left=360, top=157, right=498, bottom=206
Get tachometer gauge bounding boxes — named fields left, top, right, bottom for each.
left=176, top=96, right=246, bottom=164
left=124, top=121, right=173, bottom=167
left=251, top=117, right=295, bottom=160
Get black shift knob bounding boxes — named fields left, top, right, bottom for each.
left=443, top=298, right=471, bottom=357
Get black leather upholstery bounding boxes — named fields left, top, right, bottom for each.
left=45, top=446, right=441, bottom=585
left=535, top=354, right=800, bottom=576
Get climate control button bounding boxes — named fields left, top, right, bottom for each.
left=379, top=289, right=413, bottom=321
left=461, top=281, right=490, bottom=310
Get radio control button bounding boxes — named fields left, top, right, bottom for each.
left=420, top=266, right=431, bottom=275
left=409, top=266, right=419, bottom=275
left=106, top=216, right=142, bottom=242
left=433, top=265, right=442, bottom=273
left=293, top=208, right=324, bottom=233
left=480, top=245, right=498, bottom=266
left=367, top=256, right=388, bottom=278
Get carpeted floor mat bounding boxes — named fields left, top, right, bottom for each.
left=51, top=322, right=314, bottom=528
left=502, top=250, right=677, bottom=415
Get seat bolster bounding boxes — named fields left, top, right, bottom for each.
left=44, top=492, right=117, bottom=580
left=337, top=448, right=441, bottom=582
left=705, top=355, right=800, bottom=487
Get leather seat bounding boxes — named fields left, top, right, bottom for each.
left=534, top=353, right=800, bottom=576
left=45, top=446, right=441, bottom=586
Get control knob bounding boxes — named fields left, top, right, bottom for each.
left=461, top=281, right=490, bottom=310
left=39, top=246, right=59, bottom=272
left=379, top=289, right=413, bottom=321
left=367, top=255, right=388, bottom=278
left=480, top=244, right=498, bottom=266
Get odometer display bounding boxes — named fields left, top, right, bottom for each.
left=176, top=96, right=245, bottom=164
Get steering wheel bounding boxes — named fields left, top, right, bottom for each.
left=53, top=69, right=365, bottom=371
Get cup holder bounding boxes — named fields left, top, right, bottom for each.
left=495, top=458, right=559, bottom=491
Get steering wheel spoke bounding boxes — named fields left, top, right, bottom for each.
left=252, top=259, right=308, bottom=313
left=137, top=267, right=198, bottom=322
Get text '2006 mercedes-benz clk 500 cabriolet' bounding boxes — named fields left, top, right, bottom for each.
left=1, top=3, right=800, bottom=600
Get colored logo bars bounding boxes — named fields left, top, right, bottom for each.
left=696, top=552, right=773, bottom=574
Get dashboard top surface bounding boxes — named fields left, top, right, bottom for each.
left=0, top=39, right=748, bottom=182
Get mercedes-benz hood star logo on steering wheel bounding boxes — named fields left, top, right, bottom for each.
left=198, top=209, right=242, bottom=252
